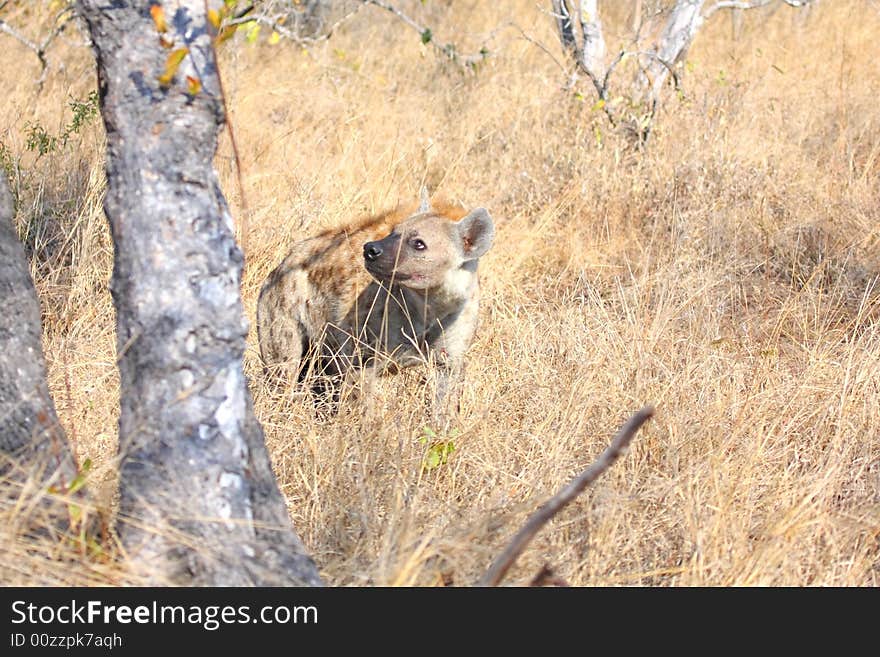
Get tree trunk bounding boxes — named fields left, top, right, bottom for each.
left=78, top=0, right=321, bottom=586
left=646, top=0, right=705, bottom=101
left=551, top=0, right=606, bottom=87
left=0, top=172, right=76, bottom=489
left=551, top=0, right=578, bottom=59
left=577, top=0, right=606, bottom=83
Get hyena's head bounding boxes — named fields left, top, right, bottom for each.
left=363, top=194, right=494, bottom=291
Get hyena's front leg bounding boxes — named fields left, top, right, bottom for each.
left=432, top=359, right=464, bottom=427
left=305, top=325, right=360, bottom=413
left=428, top=308, right=479, bottom=426
left=318, top=323, right=387, bottom=412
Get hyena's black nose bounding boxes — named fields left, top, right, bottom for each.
left=364, top=242, right=383, bottom=261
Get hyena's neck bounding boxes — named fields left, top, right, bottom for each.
left=397, top=262, right=478, bottom=325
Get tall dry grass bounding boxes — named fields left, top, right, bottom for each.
left=0, top=0, right=878, bottom=585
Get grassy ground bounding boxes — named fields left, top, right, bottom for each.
left=1, top=0, right=878, bottom=585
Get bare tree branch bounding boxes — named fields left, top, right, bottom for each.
left=512, top=23, right=569, bottom=77
left=480, top=406, right=655, bottom=587
left=227, top=1, right=490, bottom=69
left=550, top=0, right=578, bottom=58
left=0, top=5, right=75, bottom=84
left=0, top=18, right=38, bottom=52
left=704, top=0, right=815, bottom=19
left=602, top=49, right=681, bottom=99
left=529, top=564, right=571, bottom=587
left=358, top=0, right=490, bottom=68
left=226, top=1, right=367, bottom=45
left=703, top=0, right=775, bottom=19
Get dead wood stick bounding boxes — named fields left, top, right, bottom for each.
left=479, top=405, right=654, bottom=587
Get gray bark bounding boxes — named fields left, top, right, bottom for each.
left=646, top=0, right=705, bottom=102
left=552, top=0, right=606, bottom=88
left=0, top=172, right=76, bottom=487
left=551, top=0, right=578, bottom=59
left=78, top=0, right=321, bottom=586
left=577, top=0, right=606, bottom=83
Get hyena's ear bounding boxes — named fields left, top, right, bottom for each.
left=418, top=185, right=431, bottom=213
left=457, top=208, right=495, bottom=260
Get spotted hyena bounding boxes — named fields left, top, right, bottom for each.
left=256, top=190, right=495, bottom=413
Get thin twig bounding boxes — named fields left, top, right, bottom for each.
left=0, top=19, right=38, bottom=51
left=602, top=49, right=683, bottom=95
left=632, top=50, right=681, bottom=91
left=0, top=5, right=74, bottom=85
left=61, top=338, right=79, bottom=470
left=358, top=0, right=490, bottom=68
left=227, top=1, right=490, bottom=67
left=529, top=564, right=570, bottom=587
left=226, top=3, right=366, bottom=44
left=512, top=23, right=568, bottom=76
left=204, top=0, right=249, bottom=259
left=703, top=0, right=813, bottom=20
left=703, top=0, right=774, bottom=20
left=550, top=0, right=578, bottom=59
left=479, top=406, right=655, bottom=587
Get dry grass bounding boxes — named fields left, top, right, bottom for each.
left=1, top=0, right=878, bottom=586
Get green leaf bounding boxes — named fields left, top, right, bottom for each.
left=67, top=473, right=87, bottom=495
left=245, top=21, right=261, bottom=44
left=424, top=448, right=441, bottom=470
left=421, top=28, right=432, bottom=44
left=66, top=458, right=93, bottom=495
left=422, top=439, right=456, bottom=470
left=87, top=536, right=104, bottom=558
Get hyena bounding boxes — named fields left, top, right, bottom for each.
left=256, top=190, right=495, bottom=414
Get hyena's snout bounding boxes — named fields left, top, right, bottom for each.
left=363, top=241, right=383, bottom=262
left=363, top=234, right=402, bottom=279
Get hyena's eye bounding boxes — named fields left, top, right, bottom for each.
left=410, top=238, right=427, bottom=251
